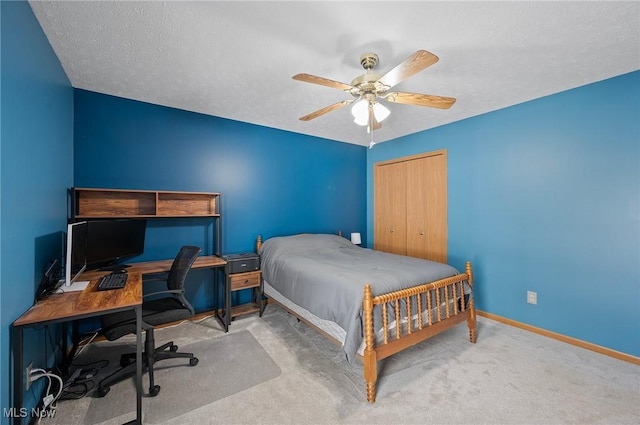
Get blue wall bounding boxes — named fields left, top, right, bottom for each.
left=1, top=1, right=74, bottom=423
left=367, top=71, right=640, bottom=357
left=73, top=90, right=367, bottom=311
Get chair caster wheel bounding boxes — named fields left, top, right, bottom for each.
left=149, top=385, right=161, bottom=397
left=190, top=357, right=199, bottom=366
left=96, top=386, right=110, bottom=397
left=170, top=344, right=178, bottom=352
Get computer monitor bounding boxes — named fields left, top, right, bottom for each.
left=65, top=221, right=88, bottom=287
left=85, top=219, right=146, bottom=271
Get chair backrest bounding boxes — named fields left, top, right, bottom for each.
left=167, top=245, right=201, bottom=292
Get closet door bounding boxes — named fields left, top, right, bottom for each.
left=374, top=161, right=407, bottom=255
left=405, top=153, right=447, bottom=262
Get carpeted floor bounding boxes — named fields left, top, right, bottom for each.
left=43, top=304, right=640, bottom=425
left=79, top=330, right=280, bottom=424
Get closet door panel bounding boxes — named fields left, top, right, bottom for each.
left=405, top=157, right=429, bottom=259
left=405, top=154, right=447, bottom=262
left=374, top=161, right=407, bottom=255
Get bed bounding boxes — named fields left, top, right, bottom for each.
left=257, top=233, right=476, bottom=403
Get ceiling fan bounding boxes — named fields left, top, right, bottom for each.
left=293, top=50, right=456, bottom=133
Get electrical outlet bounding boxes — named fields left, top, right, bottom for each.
left=527, top=291, right=537, bottom=305
left=25, top=361, right=33, bottom=390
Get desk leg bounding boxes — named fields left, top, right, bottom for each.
left=259, top=275, right=266, bottom=317
left=125, top=305, right=143, bottom=425
left=214, top=269, right=230, bottom=332
left=12, top=326, right=24, bottom=425
left=224, top=274, right=231, bottom=331
left=135, top=305, right=142, bottom=423
left=213, top=269, right=219, bottom=318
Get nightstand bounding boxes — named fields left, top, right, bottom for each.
left=216, top=253, right=263, bottom=332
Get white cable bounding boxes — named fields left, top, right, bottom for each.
left=29, top=369, right=63, bottom=409
left=74, top=330, right=99, bottom=358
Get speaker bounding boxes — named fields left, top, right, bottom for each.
left=36, top=259, right=62, bottom=301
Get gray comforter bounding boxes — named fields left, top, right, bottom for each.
left=260, top=234, right=464, bottom=362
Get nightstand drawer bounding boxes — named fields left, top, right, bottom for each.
left=229, top=271, right=261, bottom=290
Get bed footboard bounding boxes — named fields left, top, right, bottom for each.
left=363, top=261, right=476, bottom=403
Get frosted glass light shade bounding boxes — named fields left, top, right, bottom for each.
left=372, top=102, right=390, bottom=122
left=351, top=99, right=390, bottom=126
left=351, top=99, right=369, bottom=126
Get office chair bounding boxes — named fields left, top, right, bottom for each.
left=96, top=245, right=202, bottom=397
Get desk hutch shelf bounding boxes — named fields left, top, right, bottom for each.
left=71, top=187, right=221, bottom=219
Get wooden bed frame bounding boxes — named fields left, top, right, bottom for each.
left=256, top=235, right=476, bottom=403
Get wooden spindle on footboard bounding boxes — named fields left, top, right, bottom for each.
left=435, top=287, right=442, bottom=322
left=395, top=301, right=401, bottom=340
left=382, top=304, right=389, bottom=344
left=452, top=281, right=459, bottom=315
left=416, top=294, right=423, bottom=331
left=406, top=296, right=412, bottom=334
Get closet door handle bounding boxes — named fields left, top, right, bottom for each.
left=390, top=229, right=395, bottom=233
left=419, top=231, right=424, bottom=235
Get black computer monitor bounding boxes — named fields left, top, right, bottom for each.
left=65, top=221, right=88, bottom=287
left=85, top=219, right=147, bottom=271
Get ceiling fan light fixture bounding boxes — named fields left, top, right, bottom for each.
left=351, top=98, right=390, bottom=126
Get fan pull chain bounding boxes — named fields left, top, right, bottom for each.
left=368, top=104, right=376, bottom=149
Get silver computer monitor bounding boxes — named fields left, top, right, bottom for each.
left=65, top=221, right=88, bottom=287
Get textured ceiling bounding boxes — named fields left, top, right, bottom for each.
left=29, top=1, right=640, bottom=147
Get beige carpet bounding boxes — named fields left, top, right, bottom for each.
left=43, top=304, right=640, bottom=425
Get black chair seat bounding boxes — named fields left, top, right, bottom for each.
left=102, top=298, right=193, bottom=341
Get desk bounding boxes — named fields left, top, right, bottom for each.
left=11, top=255, right=226, bottom=425
left=12, top=272, right=143, bottom=425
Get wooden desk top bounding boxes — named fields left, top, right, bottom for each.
left=14, top=272, right=142, bottom=328
left=14, top=255, right=225, bottom=328
left=128, top=254, right=226, bottom=275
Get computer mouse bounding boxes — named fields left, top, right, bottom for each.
left=113, top=269, right=127, bottom=274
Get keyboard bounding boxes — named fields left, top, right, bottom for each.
left=97, top=273, right=128, bottom=291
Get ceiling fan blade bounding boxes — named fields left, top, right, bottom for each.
left=378, top=50, right=439, bottom=88
left=293, top=73, right=353, bottom=91
left=299, top=100, right=350, bottom=121
left=385, top=91, right=456, bottom=109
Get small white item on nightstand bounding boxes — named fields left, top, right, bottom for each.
left=350, top=232, right=362, bottom=245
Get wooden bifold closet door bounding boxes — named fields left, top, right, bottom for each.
left=374, top=150, right=447, bottom=263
